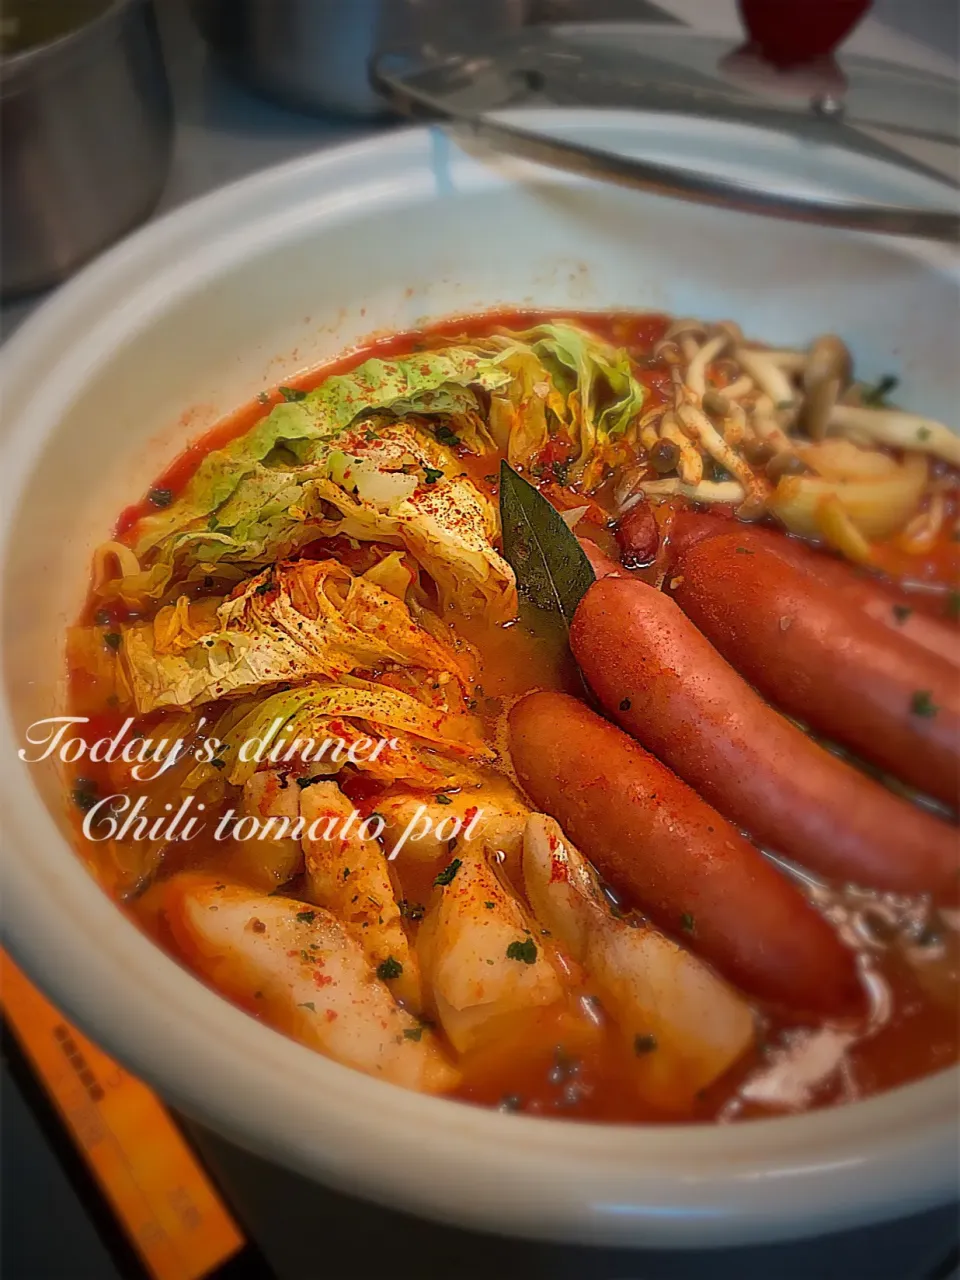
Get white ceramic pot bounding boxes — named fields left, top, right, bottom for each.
left=1, top=116, right=957, bottom=1248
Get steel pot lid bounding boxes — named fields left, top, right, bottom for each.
left=372, top=23, right=959, bottom=241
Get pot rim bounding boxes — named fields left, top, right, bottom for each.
left=0, top=0, right=149, bottom=94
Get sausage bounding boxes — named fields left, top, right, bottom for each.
left=570, top=576, right=958, bottom=897
left=665, top=512, right=959, bottom=665
left=509, top=691, right=864, bottom=1019
left=672, top=531, right=960, bottom=807
left=616, top=501, right=659, bottom=568
left=577, top=536, right=621, bottom=579
left=663, top=510, right=737, bottom=568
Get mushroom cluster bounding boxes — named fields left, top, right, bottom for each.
left=615, top=320, right=959, bottom=562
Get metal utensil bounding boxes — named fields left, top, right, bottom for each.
left=0, top=0, right=173, bottom=298
left=188, top=0, right=529, bottom=120
left=371, top=27, right=960, bottom=243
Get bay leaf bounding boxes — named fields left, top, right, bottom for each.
left=499, top=461, right=595, bottom=627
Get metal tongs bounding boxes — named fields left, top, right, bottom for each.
left=371, top=28, right=960, bottom=244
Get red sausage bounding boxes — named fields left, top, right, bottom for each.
left=616, top=501, right=660, bottom=568
left=509, top=692, right=864, bottom=1019
left=570, top=576, right=958, bottom=897
left=663, top=510, right=737, bottom=568
left=665, top=512, right=959, bottom=665
left=577, top=536, right=621, bottom=579
left=673, top=532, right=960, bottom=807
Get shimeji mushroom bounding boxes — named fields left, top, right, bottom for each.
left=676, top=402, right=769, bottom=514
left=716, top=373, right=755, bottom=400
left=828, top=403, right=960, bottom=467
left=800, top=335, right=853, bottom=441
left=761, top=349, right=807, bottom=375
left=619, top=477, right=746, bottom=513
left=701, top=388, right=731, bottom=418
left=659, top=410, right=704, bottom=487
left=664, top=317, right=708, bottom=363
left=701, top=390, right=748, bottom=448
left=684, top=333, right=729, bottom=400
left=735, top=347, right=799, bottom=425
left=635, top=406, right=667, bottom=454
left=750, top=392, right=794, bottom=452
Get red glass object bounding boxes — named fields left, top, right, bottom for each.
left=738, top=0, right=872, bottom=68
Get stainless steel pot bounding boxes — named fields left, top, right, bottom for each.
left=0, top=0, right=173, bottom=298
left=188, top=0, right=529, bottom=119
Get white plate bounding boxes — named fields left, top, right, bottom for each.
left=1, top=116, right=958, bottom=1248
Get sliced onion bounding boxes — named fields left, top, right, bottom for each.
left=560, top=505, right=590, bottom=530
left=769, top=454, right=928, bottom=542
left=92, top=540, right=140, bottom=592
left=815, top=496, right=873, bottom=565
left=797, top=439, right=898, bottom=481
left=328, top=450, right=419, bottom=510
left=829, top=404, right=960, bottom=467
left=897, top=493, right=946, bottom=555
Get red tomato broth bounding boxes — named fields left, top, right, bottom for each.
left=65, top=309, right=959, bottom=1123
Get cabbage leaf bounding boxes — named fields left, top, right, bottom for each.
left=302, top=424, right=517, bottom=621
left=105, top=325, right=637, bottom=614
left=184, top=679, right=493, bottom=791
left=120, top=558, right=472, bottom=713
left=133, top=349, right=512, bottom=560
left=488, top=322, right=646, bottom=488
